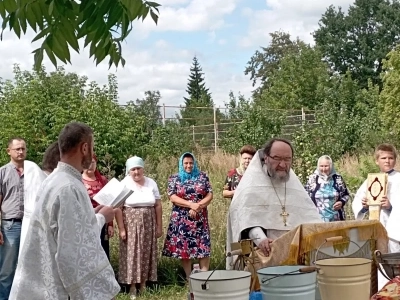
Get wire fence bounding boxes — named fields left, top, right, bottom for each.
left=150, top=105, right=318, bottom=152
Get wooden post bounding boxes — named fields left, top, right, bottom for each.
left=162, top=103, right=166, bottom=126
left=192, top=125, right=195, bottom=144
left=213, top=106, right=217, bottom=153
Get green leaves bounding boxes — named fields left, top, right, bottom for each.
left=0, top=0, right=161, bottom=70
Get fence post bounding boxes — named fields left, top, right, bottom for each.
left=192, top=125, right=195, bottom=144
left=162, top=103, right=166, bottom=126
left=213, top=106, right=217, bottom=153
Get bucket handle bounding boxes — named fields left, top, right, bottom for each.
left=313, top=236, right=365, bottom=264
left=261, top=266, right=318, bottom=284
left=373, top=250, right=392, bottom=281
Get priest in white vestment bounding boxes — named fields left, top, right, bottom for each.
left=19, top=160, right=47, bottom=256
left=352, top=143, right=400, bottom=290
left=10, top=122, right=119, bottom=300
left=226, top=138, right=323, bottom=269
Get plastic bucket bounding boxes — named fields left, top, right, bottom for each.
left=189, top=270, right=251, bottom=300
left=257, top=265, right=317, bottom=300
left=315, top=257, right=371, bottom=300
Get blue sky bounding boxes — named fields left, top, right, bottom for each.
left=0, top=0, right=354, bottom=111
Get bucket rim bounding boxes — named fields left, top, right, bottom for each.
left=189, top=270, right=252, bottom=282
left=256, top=265, right=316, bottom=276
left=315, top=257, right=372, bottom=266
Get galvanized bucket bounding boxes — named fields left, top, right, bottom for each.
left=189, top=270, right=251, bottom=300
left=257, top=265, right=317, bottom=300
left=374, top=249, right=400, bottom=280
left=314, top=237, right=372, bottom=300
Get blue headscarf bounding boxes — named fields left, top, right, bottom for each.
left=178, top=152, right=200, bottom=182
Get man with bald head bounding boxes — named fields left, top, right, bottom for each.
left=226, top=138, right=322, bottom=269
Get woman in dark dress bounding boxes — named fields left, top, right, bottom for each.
left=223, top=145, right=257, bottom=199
left=162, top=152, right=213, bottom=281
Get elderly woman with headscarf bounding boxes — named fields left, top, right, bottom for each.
left=162, top=152, right=213, bottom=282
left=223, top=144, right=257, bottom=199
left=116, top=156, right=162, bottom=300
left=304, top=155, right=350, bottom=222
left=82, top=154, right=114, bottom=259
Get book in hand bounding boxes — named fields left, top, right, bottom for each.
left=93, top=178, right=133, bottom=208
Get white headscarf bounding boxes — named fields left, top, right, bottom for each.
left=20, top=160, right=46, bottom=254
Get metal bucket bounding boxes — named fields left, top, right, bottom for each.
left=189, top=270, right=251, bottom=300
left=257, top=265, right=317, bottom=300
left=374, top=250, right=400, bottom=280
left=314, top=237, right=371, bottom=300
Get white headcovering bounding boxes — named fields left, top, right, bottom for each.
left=125, top=156, right=144, bottom=175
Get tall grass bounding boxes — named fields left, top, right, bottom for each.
left=111, top=151, right=383, bottom=299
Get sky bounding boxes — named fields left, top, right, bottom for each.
left=0, top=0, right=354, bottom=116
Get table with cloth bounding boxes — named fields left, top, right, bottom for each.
left=246, top=220, right=388, bottom=297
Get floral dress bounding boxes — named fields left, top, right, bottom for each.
left=162, top=172, right=212, bottom=259
left=304, top=173, right=350, bottom=222
left=223, top=168, right=243, bottom=194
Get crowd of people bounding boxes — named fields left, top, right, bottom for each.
left=0, top=121, right=399, bottom=299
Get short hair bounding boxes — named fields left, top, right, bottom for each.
left=375, top=143, right=397, bottom=160
left=58, top=122, right=93, bottom=155
left=263, top=138, right=294, bottom=157
left=239, top=145, right=257, bottom=156
left=7, top=137, right=25, bottom=147
left=42, top=141, right=61, bottom=172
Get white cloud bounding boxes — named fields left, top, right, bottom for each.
left=133, top=0, right=239, bottom=37
left=239, top=0, right=354, bottom=48
left=0, top=30, right=252, bottom=109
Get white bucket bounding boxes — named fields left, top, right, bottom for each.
left=257, top=265, right=317, bottom=300
left=189, top=270, right=251, bottom=300
left=315, top=257, right=371, bottom=300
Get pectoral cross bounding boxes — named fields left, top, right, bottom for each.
left=280, top=207, right=289, bottom=226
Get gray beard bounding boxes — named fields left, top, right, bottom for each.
left=263, top=164, right=290, bottom=183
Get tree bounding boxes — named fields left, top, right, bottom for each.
left=180, top=56, right=216, bottom=127
left=0, top=0, right=160, bottom=69
left=314, top=0, right=400, bottom=89
left=244, top=31, right=306, bottom=97
left=129, top=90, right=162, bottom=133
left=379, top=46, right=400, bottom=144
left=256, top=45, right=330, bottom=110
left=0, top=65, right=147, bottom=175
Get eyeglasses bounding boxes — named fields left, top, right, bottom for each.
left=11, top=148, right=26, bottom=152
left=268, top=155, right=292, bottom=163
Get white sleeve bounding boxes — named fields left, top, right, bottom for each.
left=95, top=213, right=105, bottom=236
left=150, top=178, right=161, bottom=199
left=249, top=227, right=268, bottom=246
left=352, top=180, right=367, bottom=220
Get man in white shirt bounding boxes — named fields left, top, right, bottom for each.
left=10, top=122, right=120, bottom=300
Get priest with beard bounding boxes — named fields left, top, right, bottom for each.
left=226, top=138, right=322, bottom=269
left=10, top=122, right=119, bottom=300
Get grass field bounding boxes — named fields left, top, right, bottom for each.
left=109, top=151, right=383, bottom=299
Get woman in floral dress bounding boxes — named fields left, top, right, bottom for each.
left=162, top=152, right=213, bottom=281
left=223, top=145, right=257, bottom=199
left=304, top=155, right=350, bottom=222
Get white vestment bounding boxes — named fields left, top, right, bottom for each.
left=352, top=170, right=400, bottom=290
left=20, top=161, right=47, bottom=257
left=226, top=151, right=323, bottom=269
left=10, top=162, right=120, bottom=300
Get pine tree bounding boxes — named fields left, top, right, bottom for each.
left=181, top=56, right=214, bottom=127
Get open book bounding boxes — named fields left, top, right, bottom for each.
left=93, top=178, right=133, bottom=208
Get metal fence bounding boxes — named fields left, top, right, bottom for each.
left=152, top=105, right=317, bottom=152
